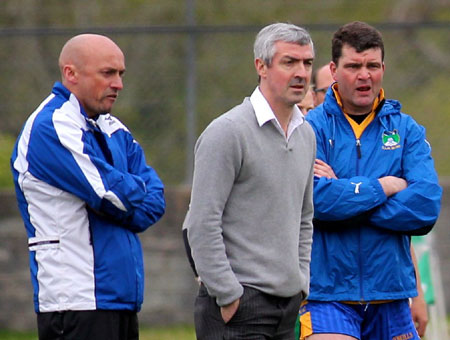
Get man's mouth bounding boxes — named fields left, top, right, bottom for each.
left=290, top=83, right=305, bottom=91
left=106, top=94, right=118, bottom=100
left=356, top=85, right=371, bottom=92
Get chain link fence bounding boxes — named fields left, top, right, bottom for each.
left=1, top=22, right=449, bottom=185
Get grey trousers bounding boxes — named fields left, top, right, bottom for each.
left=194, top=284, right=303, bottom=340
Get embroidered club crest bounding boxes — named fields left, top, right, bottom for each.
left=382, top=130, right=401, bottom=150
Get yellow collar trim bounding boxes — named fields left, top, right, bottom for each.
left=331, top=84, right=385, bottom=139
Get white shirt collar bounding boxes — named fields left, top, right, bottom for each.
left=250, top=87, right=304, bottom=140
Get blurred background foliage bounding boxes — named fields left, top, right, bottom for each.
left=0, top=0, right=449, bottom=187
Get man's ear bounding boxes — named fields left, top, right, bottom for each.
left=63, top=64, right=78, bottom=84
left=255, top=58, right=267, bottom=80
left=330, top=61, right=338, bottom=81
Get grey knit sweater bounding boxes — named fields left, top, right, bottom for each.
left=184, top=97, right=316, bottom=306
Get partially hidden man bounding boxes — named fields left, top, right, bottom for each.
left=300, top=21, right=442, bottom=340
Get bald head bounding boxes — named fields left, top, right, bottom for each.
left=59, top=34, right=124, bottom=78
left=297, top=87, right=314, bottom=115
left=313, top=63, right=335, bottom=106
left=58, top=34, right=126, bottom=118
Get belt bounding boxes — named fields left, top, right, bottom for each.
left=340, top=300, right=394, bottom=305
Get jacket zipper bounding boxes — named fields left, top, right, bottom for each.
left=355, top=138, right=364, bottom=301
left=356, top=139, right=362, bottom=159
left=355, top=139, right=361, bottom=175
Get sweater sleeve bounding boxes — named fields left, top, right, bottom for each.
left=298, top=127, right=315, bottom=297
left=185, top=117, right=244, bottom=306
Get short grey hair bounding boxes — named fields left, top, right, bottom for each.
left=254, top=23, right=314, bottom=66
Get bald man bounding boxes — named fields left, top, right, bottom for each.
left=58, top=34, right=126, bottom=118
left=312, top=63, right=334, bottom=107
left=11, top=34, right=165, bottom=340
left=297, top=87, right=315, bottom=115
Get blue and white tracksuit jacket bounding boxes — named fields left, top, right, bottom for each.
left=305, top=87, right=442, bottom=302
left=11, top=82, right=165, bottom=313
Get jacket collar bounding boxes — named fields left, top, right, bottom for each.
left=323, top=84, right=401, bottom=118
left=331, top=83, right=385, bottom=116
left=52, top=82, right=91, bottom=120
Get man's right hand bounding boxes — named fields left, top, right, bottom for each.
left=314, top=159, right=338, bottom=179
left=378, top=176, right=407, bottom=197
left=221, top=298, right=240, bottom=323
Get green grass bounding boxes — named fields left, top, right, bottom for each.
left=0, top=325, right=196, bottom=340
left=141, top=325, right=196, bottom=340
left=0, top=330, right=37, bottom=340
left=0, top=133, right=15, bottom=189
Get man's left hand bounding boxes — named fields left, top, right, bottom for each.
left=411, top=295, right=428, bottom=337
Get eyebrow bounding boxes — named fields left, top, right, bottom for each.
left=281, top=56, right=314, bottom=62
left=101, top=67, right=126, bottom=74
left=344, top=60, right=381, bottom=66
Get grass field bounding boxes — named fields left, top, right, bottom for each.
left=0, top=325, right=196, bottom=340
left=2, top=320, right=450, bottom=339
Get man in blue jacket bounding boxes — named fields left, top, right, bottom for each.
left=11, top=34, right=165, bottom=340
left=299, top=22, right=442, bottom=340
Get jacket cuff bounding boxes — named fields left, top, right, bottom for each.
left=371, top=177, right=388, bottom=205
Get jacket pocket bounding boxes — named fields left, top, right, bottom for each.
left=28, top=236, right=60, bottom=251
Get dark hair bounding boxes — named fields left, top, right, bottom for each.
left=331, top=21, right=384, bottom=65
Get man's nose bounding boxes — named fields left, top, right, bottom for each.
left=111, top=75, right=124, bottom=90
left=358, top=67, right=371, bottom=80
left=294, top=63, right=308, bottom=78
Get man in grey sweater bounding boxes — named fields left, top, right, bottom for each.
left=184, top=23, right=316, bottom=340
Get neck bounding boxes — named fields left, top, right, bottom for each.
left=346, top=106, right=373, bottom=115
left=273, top=109, right=293, bottom=135
left=332, top=84, right=384, bottom=116
left=259, top=87, right=293, bottom=134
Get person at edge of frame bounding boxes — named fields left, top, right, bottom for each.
left=294, top=60, right=430, bottom=339
left=11, top=34, right=165, bottom=340
left=299, top=21, right=442, bottom=340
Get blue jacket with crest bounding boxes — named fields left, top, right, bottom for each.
left=306, top=87, right=441, bottom=301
